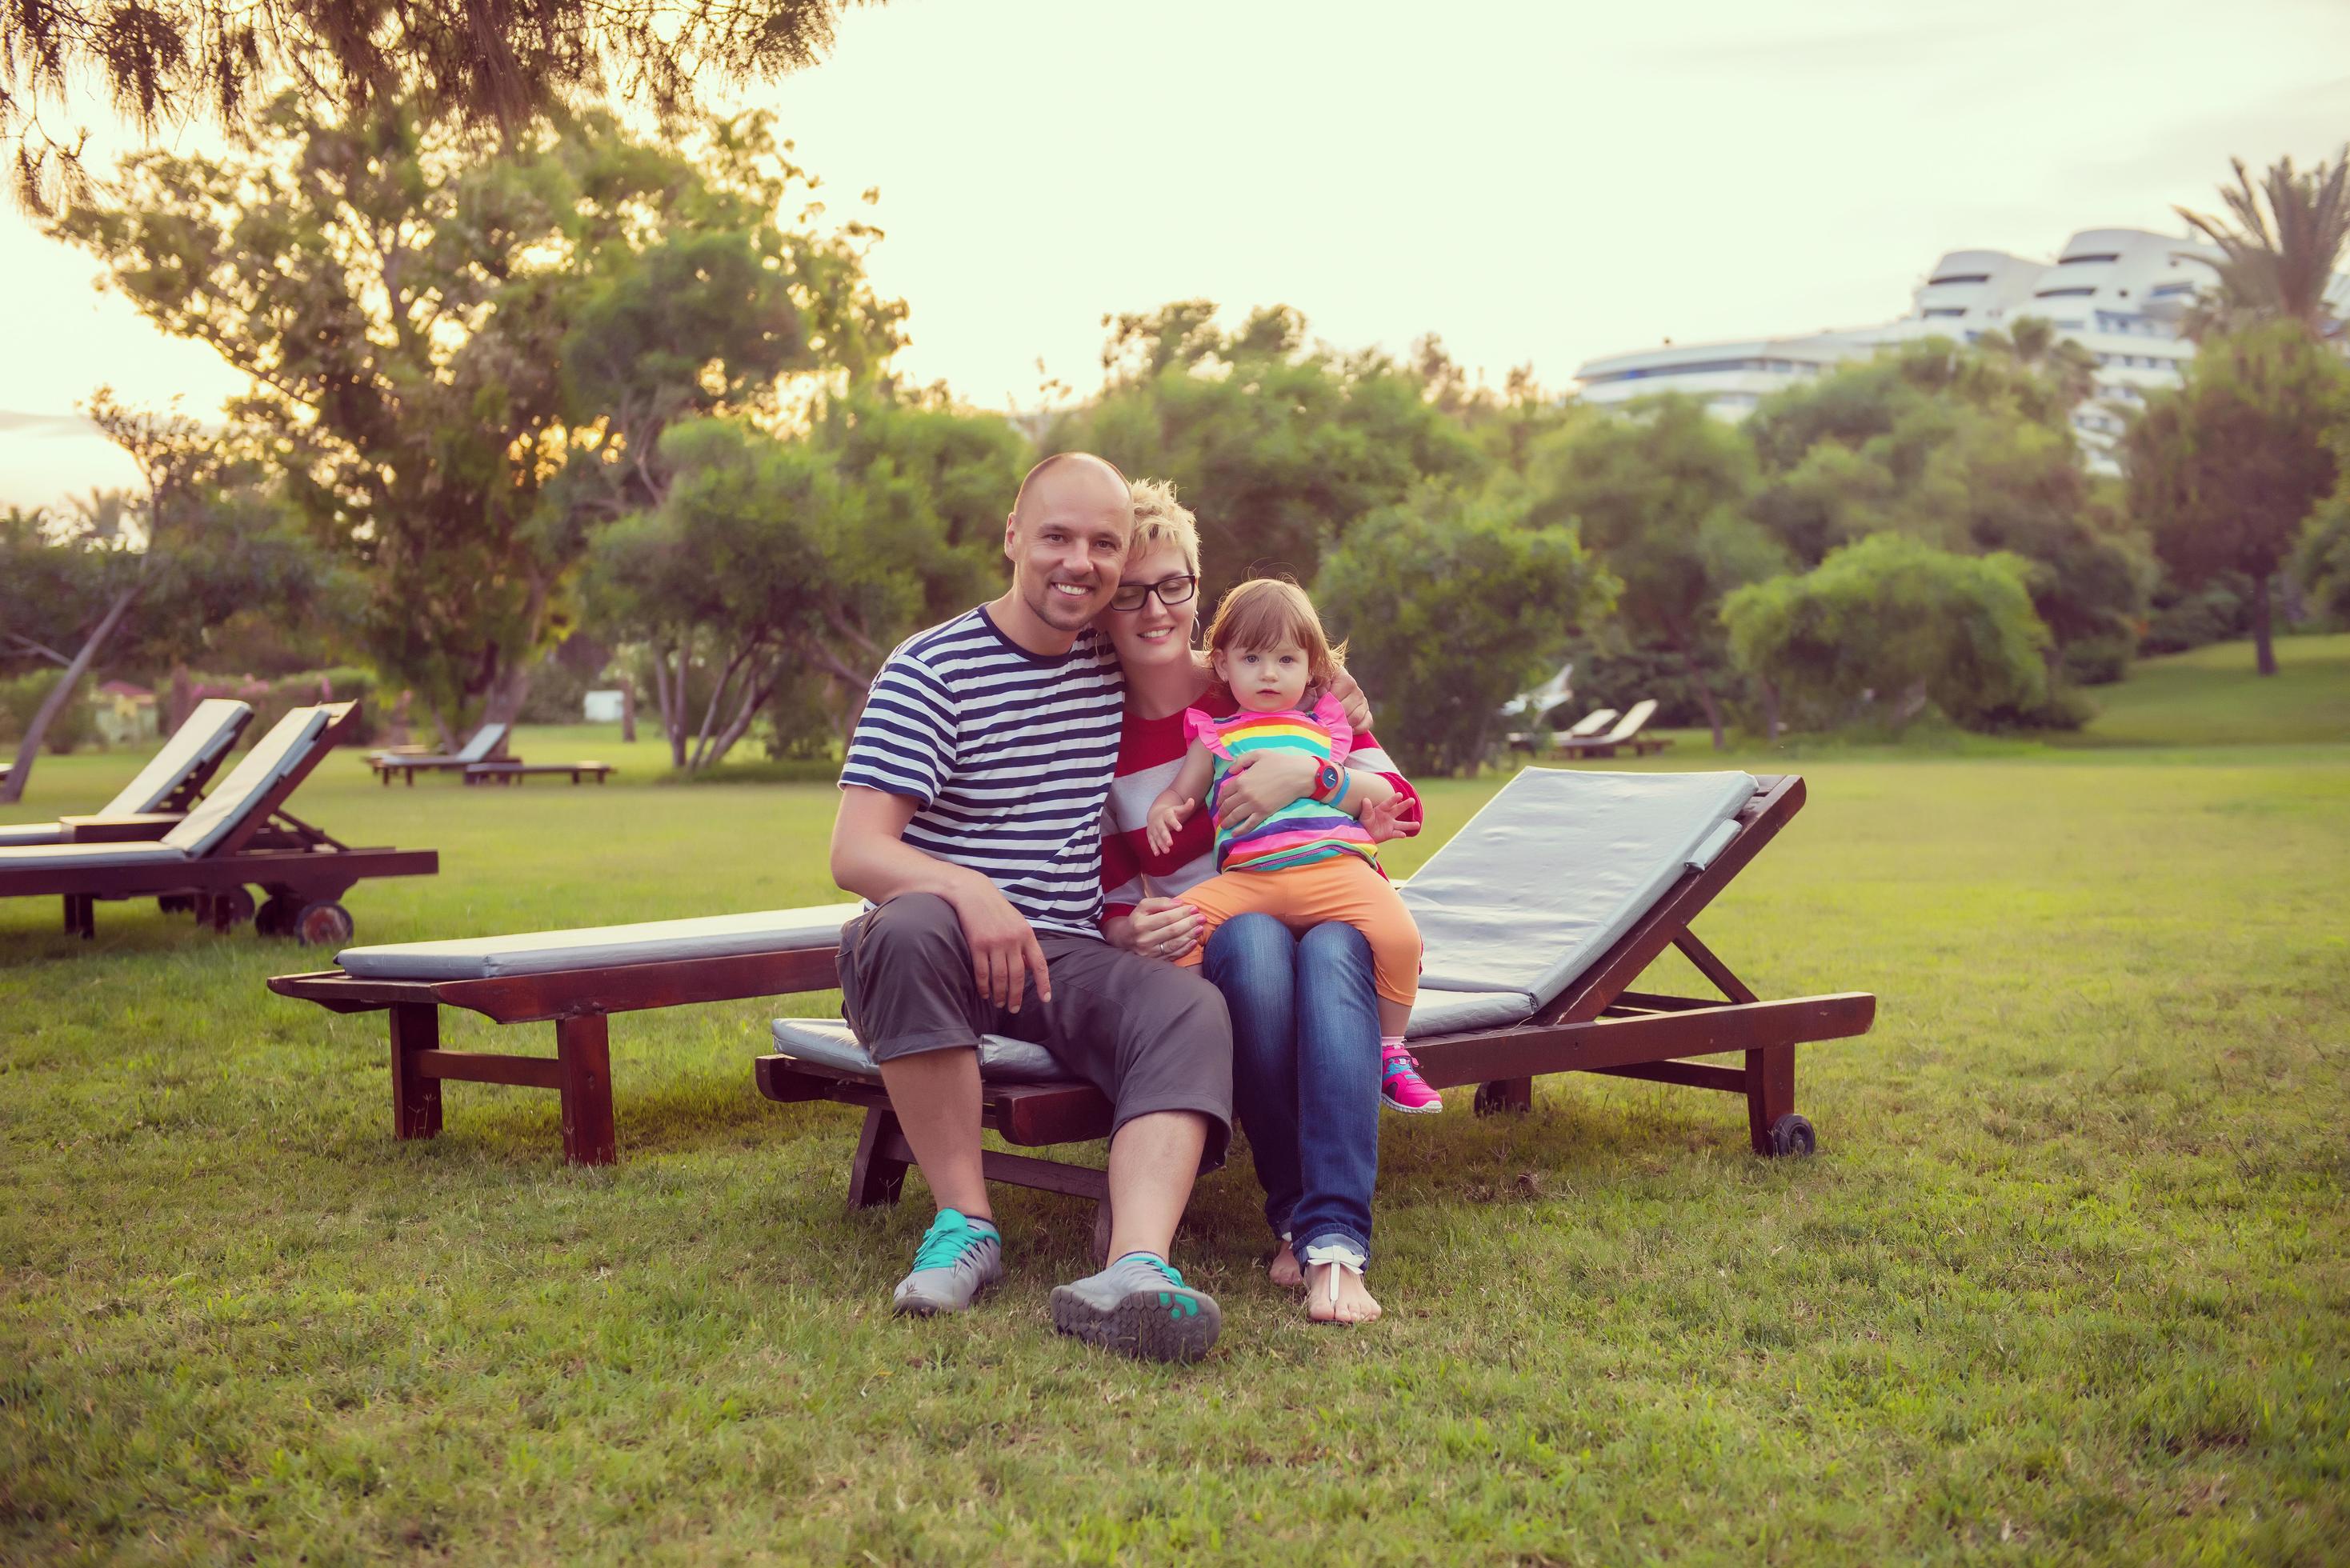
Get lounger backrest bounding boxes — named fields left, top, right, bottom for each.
left=1603, top=698, right=1658, bottom=743
left=1564, top=708, right=1618, bottom=738
left=454, top=722, right=509, bottom=764
left=99, top=699, right=252, bottom=816
left=1401, top=766, right=1756, bottom=1005
left=162, top=706, right=333, bottom=858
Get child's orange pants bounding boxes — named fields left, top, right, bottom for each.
left=1171, top=854, right=1420, bottom=1009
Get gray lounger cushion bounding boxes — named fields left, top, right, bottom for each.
left=1404, top=988, right=1536, bottom=1039
left=770, top=1017, right=1075, bottom=1085
left=454, top=723, right=508, bottom=763
left=164, top=706, right=332, bottom=858
left=337, top=902, right=867, bottom=980
left=1403, top=767, right=1757, bottom=1007
left=0, top=698, right=252, bottom=846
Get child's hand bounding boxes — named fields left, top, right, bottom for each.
left=1147, top=796, right=1197, bottom=857
left=1358, top=793, right=1416, bottom=843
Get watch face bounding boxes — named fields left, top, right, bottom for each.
left=1319, top=764, right=1341, bottom=794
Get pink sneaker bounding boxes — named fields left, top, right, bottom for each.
left=1380, top=1044, right=1443, bottom=1114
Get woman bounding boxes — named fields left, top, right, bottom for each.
left=1095, top=478, right=1423, bottom=1323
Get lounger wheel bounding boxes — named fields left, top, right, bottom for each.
left=293, top=901, right=354, bottom=947
left=158, top=893, right=196, bottom=914
left=207, top=886, right=256, bottom=933
left=255, top=894, right=300, bottom=938
left=1767, top=1113, right=1816, bottom=1158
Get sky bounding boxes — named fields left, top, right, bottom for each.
left=2, top=0, right=2345, bottom=507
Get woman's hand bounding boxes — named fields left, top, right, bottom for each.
left=1113, top=896, right=1203, bottom=962
left=1327, top=665, right=1374, bottom=732
left=1215, top=750, right=1318, bottom=834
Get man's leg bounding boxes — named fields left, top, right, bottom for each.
left=1028, top=937, right=1233, bottom=1362
left=836, top=894, right=1005, bottom=1314
left=875, top=1049, right=990, bottom=1221
left=1104, top=1109, right=1209, bottom=1259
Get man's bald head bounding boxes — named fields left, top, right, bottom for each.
left=1012, top=452, right=1131, bottom=525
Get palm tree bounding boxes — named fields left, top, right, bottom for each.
left=1978, top=315, right=2099, bottom=406
left=2176, top=149, right=2350, bottom=342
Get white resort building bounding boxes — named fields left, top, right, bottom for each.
left=1571, top=228, right=2238, bottom=470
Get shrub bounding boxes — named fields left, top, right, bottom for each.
left=1722, top=534, right=2054, bottom=734
left=0, top=670, right=98, bottom=754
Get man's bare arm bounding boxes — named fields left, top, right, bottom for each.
left=830, top=785, right=1051, bottom=1010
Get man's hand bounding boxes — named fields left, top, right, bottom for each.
left=944, top=874, right=1051, bottom=1013
left=1358, top=792, right=1418, bottom=843
left=1215, top=750, right=1319, bottom=835
left=1147, top=795, right=1196, bottom=857
left=1117, top=896, right=1203, bottom=961
left=1327, top=664, right=1374, bottom=733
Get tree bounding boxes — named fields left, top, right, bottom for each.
left=2296, top=492, right=2350, bottom=625
left=586, top=393, right=1023, bottom=770
left=2123, top=321, right=2350, bottom=674
left=0, top=395, right=332, bottom=803
left=1049, top=302, right=1484, bottom=602
left=1744, top=338, right=2147, bottom=680
left=2, top=0, right=870, bottom=213
left=1720, top=534, right=2052, bottom=734
left=54, top=96, right=903, bottom=738
left=1524, top=394, right=1784, bottom=749
left=2177, top=148, right=2350, bottom=343
left=1977, top=316, right=2098, bottom=407
left=1315, top=481, right=1613, bottom=777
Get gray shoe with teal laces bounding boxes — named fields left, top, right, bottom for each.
left=1050, top=1251, right=1222, bottom=1362
left=892, top=1209, right=1003, bottom=1317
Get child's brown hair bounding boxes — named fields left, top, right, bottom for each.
left=1203, top=578, right=1347, bottom=696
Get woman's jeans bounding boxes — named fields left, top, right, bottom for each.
left=1203, top=913, right=1380, bottom=1262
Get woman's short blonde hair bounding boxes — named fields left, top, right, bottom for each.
left=1127, top=477, right=1201, bottom=576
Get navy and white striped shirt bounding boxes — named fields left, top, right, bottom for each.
left=839, top=606, right=1125, bottom=938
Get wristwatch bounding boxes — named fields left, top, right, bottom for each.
left=1311, top=762, right=1347, bottom=806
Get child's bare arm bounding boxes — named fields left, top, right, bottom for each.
left=1146, top=743, right=1217, bottom=855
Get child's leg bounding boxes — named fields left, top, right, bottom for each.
left=1165, top=870, right=1291, bottom=969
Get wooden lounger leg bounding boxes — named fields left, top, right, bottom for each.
left=62, top=894, right=94, bottom=939
left=390, top=1002, right=444, bottom=1140
left=1474, top=1077, right=1533, bottom=1115
left=556, top=1014, right=617, bottom=1166
left=847, top=1106, right=911, bottom=1209
left=1744, top=1042, right=1798, bottom=1156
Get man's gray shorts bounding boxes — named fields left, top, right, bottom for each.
left=836, top=893, right=1233, bottom=1170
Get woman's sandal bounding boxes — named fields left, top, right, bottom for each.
left=1301, top=1239, right=1380, bottom=1325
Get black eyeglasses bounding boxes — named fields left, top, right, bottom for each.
left=1107, top=574, right=1200, bottom=612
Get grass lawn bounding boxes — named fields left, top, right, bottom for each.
left=3, top=642, right=2346, bottom=1563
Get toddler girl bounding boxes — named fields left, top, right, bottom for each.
left=1147, top=578, right=1440, bottom=1114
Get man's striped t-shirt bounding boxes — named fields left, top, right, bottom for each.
left=839, top=606, right=1125, bottom=938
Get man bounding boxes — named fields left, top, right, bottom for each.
left=828, top=451, right=1235, bottom=1363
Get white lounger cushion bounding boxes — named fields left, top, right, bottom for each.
left=165, top=707, right=332, bottom=858
left=771, top=1018, right=1073, bottom=1084
left=0, top=698, right=250, bottom=846
left=1403, top=767, right=1757, bottom=1006
left=336, top=902, right=867, bottom=980
left=1404, top=988, right=1536, bottom=1039
left=0, top=839, right=191, bottom=869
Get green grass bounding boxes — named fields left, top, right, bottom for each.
left=3, top=643, right=2347, bottom=1563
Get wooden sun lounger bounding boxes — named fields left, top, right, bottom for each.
left=3, top=703, right=438, bottom=944
left=1555, top=698, right=1672, bottom=758
left=371, top=723, right=513, bottom=784
left=462, top=762, right=615, bottom=786
left=266, top=774, right=1871, bottom=1184
left=0, top=699, right=254, bottom=847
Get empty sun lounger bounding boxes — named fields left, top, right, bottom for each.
left=2, top=702, right=438, bottom=943
left=1555, top=698, right=1671, bottom=758
left=0, top=699, right=254, bottom=848
left=1507, top=707, right=1615, bottom=756
left=462, top=761, right=615, bottom=786
left=371, top=722, right=512, bottom=785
